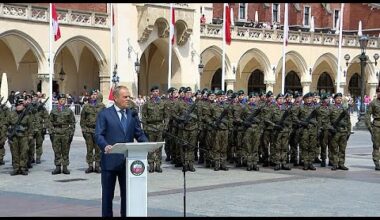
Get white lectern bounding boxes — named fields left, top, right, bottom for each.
left=110, top=142, right=165, bottom=217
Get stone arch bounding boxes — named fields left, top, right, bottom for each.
left=200, top=45, right=231, bottom=89
left=311, top=53, right=337, bottom=92
left=346, top=54, right=377, bottom=83
left=154, top=17, right=170, bottom=38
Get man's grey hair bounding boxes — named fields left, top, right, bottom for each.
left=112, top=85, right=128, bottom=98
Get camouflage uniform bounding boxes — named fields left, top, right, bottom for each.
left=141, top=96, right=166, bottom=173
left=196, top=96, right=208, bottom=164
left=260, top=99, right=275, bottom=166
left=80, top=99, right=105, bottom=173
left=201, top=96, right=215, bottom=168
left=365, top=93, right=380, bottom=170
left=49, top=102, right=76, bottom=174
left=329, top=101, right=351, bottom=170
left=230, top=99, right=246, bottom=166
left=8, top=105, right=33, bottom=175
left=0, top=104, right=11, bottom=165
left=289, top=100, right=301, bottom=165
left=164, top=95, right=179, bottom=164
left=316, top=101, right=331, bottom=167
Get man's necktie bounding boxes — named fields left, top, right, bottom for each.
left=120, top=110, right=127, bottom=132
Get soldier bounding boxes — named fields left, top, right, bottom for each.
left=241, top=92, right=261, bottom=171
left=202, top=90, right=216, bottom=168
left=316, top=94, right=331, bottom=167
left=174, top=87, right=199, bottom=172
left=0, top=97, right=11, bottom=165
left=141, top=86, right=166, bottom=173
left=230, top=92, right=246, bottom=166
left=80, top=89, right=106, bottom=173
left=260, top=91, right=275, bottom=167
left=365, top=86, right=380, bottom=170
left=270, top=93, right=292, bottom=170
left=197, top=88, right=209, bottom=164
left=193, top=90, right=203, bottom=161
left=163, top=87, right=179, bottom=163
left=297, top=92, right=318, bottom=170
left=30, top=94, right=49, bottom=164
left=210, top=90, right=231, bottom=171
left=289, top=92, right=303, bottom=166
left=329, top=93, right=351, bottom=171
left=48, top=94, right=76, bottom=175
left=23, top=94, right=36, bottom=169
left=7, top=97, right=33, bottom=175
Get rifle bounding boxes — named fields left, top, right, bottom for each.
left=212, top=104, right=229, bottom=129
left=177, top=99, right=199, bottom=126
left=299, top=108, right=318, bottom=127
left=274, top=108, right=291, bottom=130
left=37, top=97, right=50, bottom=111
left=8, top=104, right=33, bottom=140
left=329, top=109, right=349, bottom=134
left=242, top=106, right=262, bottom=128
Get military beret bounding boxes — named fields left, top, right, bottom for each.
left=249, top=92, right=258, bottom=98
left=266, top=91, right=273, bottom=97
left=230, top=93, right=238, bottom=99
left=202, top=88, right=209, bottom=94
left=258, top=91, right=265, bottom=97
left=207, top=90, right=215, bottom=96
left=195, top=90, right=202, bottom=96
left=184, top=87, right=192, bottom=93
left=215, top=90, right=224, bottom=96
left=89, top=89, right=98, bottom=95
left=237, top=90, right=244, bottom=95
left=294, top=93, right=302, bottom=99
left=57, top=93, right=66, bottom=100
left=167, top=87, right=175, bottom=93
left=15, top=98, right=24, bottom=106
left=303, top=92, right=313, bottom=99
left=150, top=86, right=159, bottom=92
left=333, top=93, right=343, bottom=99
left=276, top=93, right=285, bottom=100
left=226, top=89, right=234, bottom=95
left=179, top=87, right=186, bottom=93
left=24, top=94, right=32, bottom=100
left=284, top=92, right=293, bottom=98
left=321, top=94, right=329, bottom=100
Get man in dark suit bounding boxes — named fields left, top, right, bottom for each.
left=95, top=85, right=148, bottom=217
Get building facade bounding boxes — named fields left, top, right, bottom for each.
left=0, top=3, right=379, bottom=105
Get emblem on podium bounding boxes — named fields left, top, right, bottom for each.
left=130, top=160, right=145, bottom=176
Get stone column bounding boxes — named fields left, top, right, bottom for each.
left=368, top=83, right=379, bottom=98
left=225, top=79, right=236, bottom=91
left=265, top=81, right=275, bottom=92
left=301, top=81, right=311, bottom=94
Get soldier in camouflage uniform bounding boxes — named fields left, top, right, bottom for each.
left=365, top=86, right=380, bottom=170
left=296, top=92, right=318, bottom=170
left=163, top=87, right=179, bottom=164
left=48, top=94, right=76, bottom=175
left=7, top=98, right=33, bottom=175
left=202, top=91, right=216, bottom=168
left=0, top=97, right=11, bottom=166
left=80, top=90, right=106, bottom=173
left=270, top=94, right=292, bottom=170
left=193, top=90, right=203, bottom=162
left=241, top=92, right=261, bottom=171
left=23, top=95, right=35, bottom=169
left=329, top=93, right=351, bottom=171
left=174, top=87, right=200, bottom=172
left=230, top=92, right=246, bottom=167
left=210, top=90, right=231, bottom=171
left=316, top=94, right=331, bottom=167
left=289, top=92, right=302, bottom=166
left=260, top=91, right=275, bottom=167
left=141, top=86, right=166, bottom=173
left=197, top=88, right=209, bottom=164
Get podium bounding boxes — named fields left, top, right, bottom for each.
left=110, top=142, right=165, bottom=217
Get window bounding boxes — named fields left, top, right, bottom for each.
left=239, top=3, right=247, bottom=21
left=272, top=3, right=280, bottom=23
left=334, top=9, right=340, bottom=29
left=303, top=6, right=311, bottom=26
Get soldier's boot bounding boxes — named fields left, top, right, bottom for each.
left=314, top=157, right=321, bottom=163
left=85, top=165, right=94, bottom=174
left=252, top=164, right=260, bottom=171
left=214, top=161, right=220, bottom=171
left=20, top=169, right=28, bottom=175
left=246, top=163, right=252, bottom=171
left=182, top=163, right=189, bottom=172
left=52, top=166, right=61, bottom=175
left=375, top=161, right=380, bottom=171
left=220, top=161, right=229, bottom=171
left=328, top=161, right=333, bottom=166
left=155, top=163, right=163, bottom=173
left=303, top=163, right=309, bottom=170
left=165, top=155, right=171, bottom=162
left=281, top=164, right=291, bottom=170
left=321, top=160, right=326, bottom=167
left=188, top=163, right=196, bottom=172
left=62, top=166, right=70, bottom=175
left=308, top=163, right=316, bottom=171
left=338, top=164, right=349, bottom=170
left=274, top=164, right=281, bottom=171
left=331, top=164, right=338, bottom=171
left=10, top=169, right=19, bottom=176
left=0, top=158, right=4, bottom=166
left=198, top=156, right=204, bottom=164
left=94, top=163, right=101, bottom=173
left=31, top=158, right=36, bottom=164
left=36, top=157, right=41, bottom=164
left=148, top=163, right=155, bottom=173
left=27, top=161, right=33, bottom=169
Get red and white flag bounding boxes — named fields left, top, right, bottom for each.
left=170, top=4, right=175, bottom=45
left=112, top=5, right=115, bottom=26
left=108, top=85, right=114, bottom=101
left=51, top=3, right=61, bottom=41
left=224, top=3, right=232, bottom=45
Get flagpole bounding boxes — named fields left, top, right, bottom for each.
left=336, top=3, right=344, bottom=94
left=49, top=3, right=53, bottom=112
left=110, top=3, right=114, bottom=89
left=168, top=3, right=173, bottom=90
left=222, top=3, right=226, bottom=91
left=281, top=3, right=288, bottom=94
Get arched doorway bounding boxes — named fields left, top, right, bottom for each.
left=210, top=68, right=227, bottom=91
left=285, top=71, right=302, bottom=94
left=317, top=72, right=334, bottom=94
left=348, top=73, right=361, bottom=98
left=248, top=69, right=265, bottom=94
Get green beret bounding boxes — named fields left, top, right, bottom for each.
left=249, top=92, right=258, bottom=98
left=227, top=89, right=234, bottom=94
left=321, top=94, right=329, bottom=100
left=303, top=92, right=313, bottom=99
left=276, top=93, right=284, bottom=100
left=184, top=87, right=192, bottom=93
left=237, top=90, right=244, bottom=95
left=179, top=87, right=186, bottom=93
left=215, top=90, right=224, bottom=96
left=266, top=91, right=273, bottom=97
left=333, top=93, right=343, bottom=99
left=150, top=86, right=159, bottom=92
left=207, top=90, right=215, bottom=96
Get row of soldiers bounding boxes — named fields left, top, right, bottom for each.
left=0, top=90, right=106, bottom=176
left=140, top=85, right=380, bottom=173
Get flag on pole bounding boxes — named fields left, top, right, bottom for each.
left=108, top=85, right=114, bottom=101
left=225, top=3, right=232, bottom=45
left=112, top=5, right=115, bottom=26
left=51, top=3, right=61, bottom=41
left=283, top=5, right=289, bottom=46
left=170, top=5, right=175, bottom=45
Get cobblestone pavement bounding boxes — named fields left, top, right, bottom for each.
left=0, top=114, right=379, bottom=217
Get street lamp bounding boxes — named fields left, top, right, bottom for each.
left=344, top=35, right=379, bottom=130
left=59, top=50, right=66, bottom=81
left=112, top=64, right=119, bottom=86
left=198, top=58, right=204, bottom=75
left=134, top=55, right=140, bottom=74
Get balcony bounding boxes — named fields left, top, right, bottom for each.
left=200, top=23, right=380, bottom=49
left=0, top=3, right=109, bottom=29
